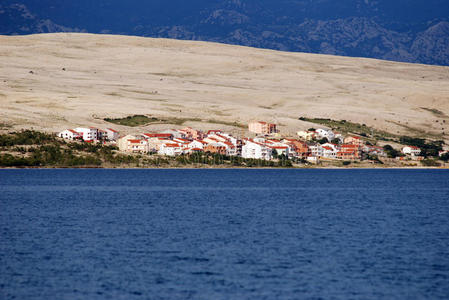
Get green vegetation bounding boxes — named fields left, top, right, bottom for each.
left=105, top=114, right=245, bottom=129
left=440, top=152, right=449, bottom=162
left=365, top=154, right=384, bottom=164
left=0, top=130, right=122, bottom=167
left=383, top=145, right=402, bottom=158
left=104, top=115, right=159, bottom=127
left=421, top=159, right=441, bottom=167
left=331, top=138, right=341, bottom=144
left=0, top=130, right=57, bottom=146
left=318, top=137, right=328, bottom=144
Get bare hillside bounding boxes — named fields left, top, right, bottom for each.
left=0, top=33, right=448, bottom=139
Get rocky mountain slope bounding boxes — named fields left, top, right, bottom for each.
left=1, top=33, right=448, bottom=140
left=1, top=0, right=448, bottom=65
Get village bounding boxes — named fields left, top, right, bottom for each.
left=56, top=121, right=449, bottom=166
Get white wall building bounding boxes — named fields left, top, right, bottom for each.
left=315, top=129, right=335, bottom=141
left=105, top=128, right=119, bottom=141
left=402, top=146, right=421, bottom=156
left=309, top=144, right=324, bottom=157
left=188, top=140, right=207, bottom=150
left=241, top=141, right=272, bottom=160
left=159, top=143, right=184, bottom=156
left=322, top=146, right=337, bottom=159
left=58, top=129, right=81, bottom=140
left=74, top=127, right=99, bottom=141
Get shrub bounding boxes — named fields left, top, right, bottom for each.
left=421, top=159, right=441, bottom=167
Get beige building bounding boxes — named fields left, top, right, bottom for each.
left=344, top=136, right=365, bottom=146
left=117, top=135, right=149, bottom=153
left=297, top=130, right=316, bottom=141
left=248, top=121, right=277, bottom=135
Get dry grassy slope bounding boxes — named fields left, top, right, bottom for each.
left=0, top=33, right=448, bottom=140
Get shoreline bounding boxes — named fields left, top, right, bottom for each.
left=1, top=166, right=447, bottom=170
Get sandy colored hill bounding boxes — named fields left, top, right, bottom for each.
left=0, top=33, right=448, bottom=140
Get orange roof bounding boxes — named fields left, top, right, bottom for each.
left=207, top=130, right=222, bottom=134
left=165, top=143, right=180, bottom=147
left=107, top=128, right=118, bottom=133
left=128, top=139, right=143, bottom=143
left=144, top=133, right=173, bottom=138
left=338, top=151, right=357, bottom=154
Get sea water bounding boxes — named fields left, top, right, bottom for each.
left=1, top=169, right=448, bottom=299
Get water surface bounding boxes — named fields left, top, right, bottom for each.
left=1, top=169, right=448, bottom=299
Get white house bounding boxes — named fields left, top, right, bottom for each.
left=105, top=128, right=119, bottom=141
left=321, top=143, right=339, bottom=152
left=221, top=141, right=238, bottom=156
left=74, top=127, right=99, bottom=141
left=159, top=143, right=184, bottom=156
left=187, top=140, right=207, bottom=150
left=241, top=140, right=272, bottom=160
left=334, top=132, right=344, bottom=143
left=315, top=129, right=335, bottom=141
left=309, top=144, right=324, bottom=157
left=322, top=145, right=337, bottom=159
left=402, top=146, right=421, bottom=156
left=58, top=129, right=81, bottom=140
left=306, top=156, right=319, bottom=164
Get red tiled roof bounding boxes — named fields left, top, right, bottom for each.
left=128, top=139, right=143, bottom=143
left=338, top=151, right=358, bottom=154
left=165, top=143, right=180, bottom=148
left=144, top=133, right=173, bottom=138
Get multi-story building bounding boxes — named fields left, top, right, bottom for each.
left=248, top=121, right=277, bottom=135
left=242, top=140, right=272, bottom=160
left=74, top=127, right=99, bottom=141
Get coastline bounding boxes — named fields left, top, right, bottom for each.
left=1, top=165, right=448, bottom=170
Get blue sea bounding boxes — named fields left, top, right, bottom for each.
left=1, top=169, right=449, bottom=299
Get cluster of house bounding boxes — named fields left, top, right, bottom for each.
left=57, top=121, right=435, bottom=162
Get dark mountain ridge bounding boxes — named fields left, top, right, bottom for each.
left=1, top=0, right=448, bottom=65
